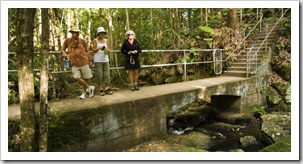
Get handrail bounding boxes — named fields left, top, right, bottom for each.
left=254, top=8, right=289, bottom=55
left=225, top=12, right=264, bottom=61
left=8, top=49, right=226, bottom=97
left=246, top=8, right=289, bottom=76
left=225, top=9, right=262, bottom=51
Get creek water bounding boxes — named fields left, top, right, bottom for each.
left=194, top=120, right=267, bottom=152
left=125, top=103, right=268, bottom=152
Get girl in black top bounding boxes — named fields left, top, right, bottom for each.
left=121, top=30, right=142, bottom=91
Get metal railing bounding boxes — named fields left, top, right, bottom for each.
left=225, top=12, right=264, bottom=62
left=8, top=48, right=226, bottom=97
left=247, top=8, right=289, bottom=76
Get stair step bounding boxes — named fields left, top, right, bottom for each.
left=230, top=62, right=260, bottom=67
left=227, top=67, right=248, bottom=71
left=223, top=23, right=277, bottom=78
left=240, top=51, right=265, bottom=55
left=223, top=71, right=248, bottom=77
left=233, top=59, right=261, bottom=63
left=237, top=54, right=263, bottom=57
left=247, top=43, right=270, bottom=47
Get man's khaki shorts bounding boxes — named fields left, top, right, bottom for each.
left=72, top=65, right=93, bottom=79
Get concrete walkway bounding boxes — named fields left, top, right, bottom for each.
left=8, top=76, right=247, bottom=119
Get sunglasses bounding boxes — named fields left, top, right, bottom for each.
left=129, top=34, right=134, bottom=35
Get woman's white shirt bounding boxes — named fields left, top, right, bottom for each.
left=94, top=38, right=109, bottom=63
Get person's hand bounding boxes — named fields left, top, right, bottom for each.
left=62, top=52, right=68, bottom=58
left=128, top=51, right=134, bottom=55
left=105, top=48, right=110, bottom=54
left=133, top=50, right=138, bottom=54
left=89, top=61, right=93, bottom=67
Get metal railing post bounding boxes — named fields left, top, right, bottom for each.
left=50, top=54, right=56, bottom=98
left=247, top=50, right=249, bottom=78
left=183, top=51, right=187, bottom=81
left=266, top=25, right=268, bottom=54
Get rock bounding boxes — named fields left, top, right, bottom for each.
left=240, top=136, right=258, bottom=147
left=260, top=112, right=291, bottom=145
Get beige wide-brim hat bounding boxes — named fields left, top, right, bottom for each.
left=68, top=27, right=81, bottom=33
left=125, top=30, right=136, bottom=39
left=96, top=27, right=107, bottom=35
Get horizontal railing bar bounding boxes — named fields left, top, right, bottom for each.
left=8, top=49, right=226, bottom=55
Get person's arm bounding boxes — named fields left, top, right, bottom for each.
left=61, top=39, right=68, bottom=58
left=83, top=39, right=92, bottom=64
left=92, top=39, right=103, bottom=53
left=134, top=40, right=142, bottom=54
left=120, top=41, right=128, bottom=55
left=104, top=39, right=110, bottom=54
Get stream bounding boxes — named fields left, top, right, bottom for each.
left=125, top=103, right=268, bottom=152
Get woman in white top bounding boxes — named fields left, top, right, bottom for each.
left=92, top=27, right=113, bottom=95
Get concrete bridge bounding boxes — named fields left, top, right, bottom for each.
left=8, top=74, right=269, bottom=152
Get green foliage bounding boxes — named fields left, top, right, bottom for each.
left=268, top=95, right=282, bottom=105
left=198, top=26, right=217, bottom=37
left=8, top=8, right=290, bottom=101
left=252, top=105, right=267, bottom=116
left=203, top=38, right=213, bottom=48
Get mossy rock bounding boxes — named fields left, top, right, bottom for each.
left=180, top=132, right=215, bottom=150
left=228, top=149, right=245, bottom=152
left=259, top=139, right=291, bottom=152
left=180, top=145, right=208, bottom=152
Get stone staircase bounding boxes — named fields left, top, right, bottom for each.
left=223, top=23, right=279, bottom=77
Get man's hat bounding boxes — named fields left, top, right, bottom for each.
left=68, top=27, right=81, bottom=33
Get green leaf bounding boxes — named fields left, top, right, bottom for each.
left=269, top=95, right=282, bottom=104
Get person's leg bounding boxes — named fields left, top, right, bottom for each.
left=81, top=65, right=95, bottom=98
left=128, top=70, right=134, bottom=84
left=72, top=66, right=90, bottom=99
left=133, top=70, right=139, bottom=90
left=103, top=62, right=113, bottom=94
left=128, top=70, right=135, bottom=91
left=94, top=62, right=103, bottom=93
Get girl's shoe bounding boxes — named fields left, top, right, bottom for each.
left=105, top=88, right=113, bottom=95
left=134, top=84, right=140, bottom=90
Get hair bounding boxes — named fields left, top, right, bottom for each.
left=125, top=30, right=136, bottom=39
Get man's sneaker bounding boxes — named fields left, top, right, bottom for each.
left=100, top=90, right=105, bottom=96
left=88, top=86, right=95, bottom=98
left=105, top=88, right=113, bottom=95
left=79, top=92, right=86, bottom=99
left=134, top=84, right=140, bottom=90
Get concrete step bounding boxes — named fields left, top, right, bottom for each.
left=246, top=43, right=270, bottom=48
left=256, top=35, right=277, bottom=40
left=224, top=23, right=278, bottom=78
left=223, top=71, right=248, bottom=77
left=232, top=58, right=261, bottom=63
left=237, top=55, right=263, bottom=59
left=240, top=51, right=265, bottom=55
left=226, top=67, right=248, bottom=71
left=230, top=62, right=260, bottom=67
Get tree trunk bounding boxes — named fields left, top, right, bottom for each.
left=8, top=8, right=12, bottom=42
left=87, top=8, right=91, bottom=49
left=105, top=9, right=114, bottom=65
left=67, top=8, right=72, bottom=38
left=227, top=8, right=239, bottom=30
left=16, top=8, right=36, bottom=152
left=205, top=8, right=208, bottom=26
left=39, top=8, right=49, bottom=152
left=125, top=8, right=130, bottom=30
left=150, top=9, right=154, bottom=42
left=200, top=8, right=203, bottom=26
left=36, top=9, right=42, bottom=49
left=188, top=8, right=192, bottom=32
